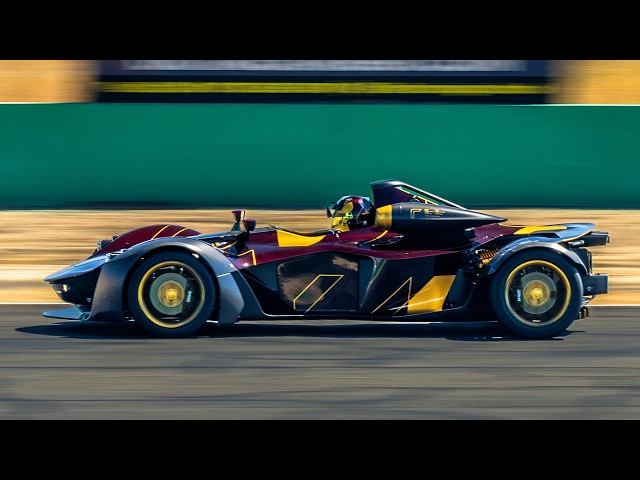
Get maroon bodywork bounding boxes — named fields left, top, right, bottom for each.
left=42, top=179, right=610, bottom=339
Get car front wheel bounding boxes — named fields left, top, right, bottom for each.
left=127, top=251, right=217, bottom=337
left=489, top=250, right=583, bottom=339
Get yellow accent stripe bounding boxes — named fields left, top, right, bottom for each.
left=398, top=187, right=440, bottom=204
left=305, top=275, right=343, bottom=312
left=514, top=225, right=567, bottom=235
left=372, top=277, right=412, bottom=314
left=97, top=81, right=550, bottom=95
left=405, top=275, right=456, bottom=314
left=364, top=229, right=389, bottom=243
left=171, top=227, right=188, bottom=237
left=293, top=274, right=343, bottom=311
left=236, top=249, right=257, bottom=266
left=276, top=230, right=325, bottom=247
left=151, top=225, right=170, bottom=239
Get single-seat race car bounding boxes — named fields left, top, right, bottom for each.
left=43, top=179, right=610, bottom=339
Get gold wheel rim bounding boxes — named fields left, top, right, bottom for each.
left=137, top=260, right=205, bottom=329
left=505, top=259, right=571, bottom=325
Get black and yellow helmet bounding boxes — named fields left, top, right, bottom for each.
left=327, top=195, right=375, bottom=232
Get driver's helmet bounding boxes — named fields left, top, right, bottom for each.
left=327, top=195, right=375, bottom=231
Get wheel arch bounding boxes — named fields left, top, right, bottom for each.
left=90, top=238, right=244, bottom=325
left=481, top=239, right=589, bottom=278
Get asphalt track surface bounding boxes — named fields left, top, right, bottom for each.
left=1, top=304, right=639, bottom=420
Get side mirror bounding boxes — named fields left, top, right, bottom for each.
left=242, top=219, right=256, bottom=232
left=231, top=209, right=245, bottom=231
left=231, top=209, right=245, bottom=222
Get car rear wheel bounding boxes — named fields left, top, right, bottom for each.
left=489, top=250, right=583, bottom=339
left=127, top=251, right=216, bottom=337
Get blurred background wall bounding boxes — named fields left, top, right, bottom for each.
left=2, top=60, right=640, bottom=104
left=1, top=60, right=639, bottom=209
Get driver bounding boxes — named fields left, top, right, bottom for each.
left=327, top=195, right=375, bottom=232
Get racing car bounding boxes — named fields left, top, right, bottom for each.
left=43, top=179, right=610, bottom=339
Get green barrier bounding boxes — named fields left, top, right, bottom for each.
left=0, top=103, right=638, bottom=208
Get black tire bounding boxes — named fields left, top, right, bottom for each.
left=489, top=249, right=583, bottom=339
left=126, top=251, right=217, bottom=337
